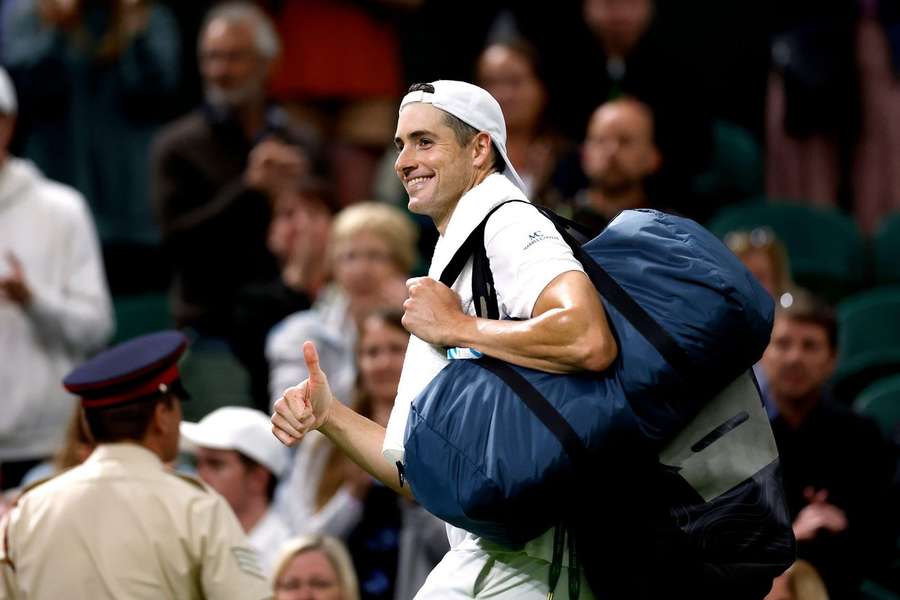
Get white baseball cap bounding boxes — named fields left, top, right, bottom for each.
left=0, top=67, right=17, bottom=115
left=180, top=406, right=288, bottom=478
left=399, top=80, right=527, bottom=194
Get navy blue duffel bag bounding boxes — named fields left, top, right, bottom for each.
left=402, top=205, right=794, bottom=598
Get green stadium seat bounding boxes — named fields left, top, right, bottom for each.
left=692, top=120, right=764, bottom=206
left=833, top=288, right=900, bottom=401
left=707, top=201, right=867, bottom=302
left=853, top=374, right=900, bottom=444
left=111, top=293, right=173, bottom=345
left=873, top=212, right=900, bottom=287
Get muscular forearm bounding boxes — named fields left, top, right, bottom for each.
left=447, top=306, right=613, bottom=373
left=320, top=402, right=413, bottom=499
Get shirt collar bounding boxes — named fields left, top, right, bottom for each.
left=430, top=173, right=527, bottom=277
left=86, top=442, right=165, bottom=469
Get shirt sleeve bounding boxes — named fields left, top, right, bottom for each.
left=194, top=494, right=272, bottom=600
left=483, top=202, right=584, bottom=320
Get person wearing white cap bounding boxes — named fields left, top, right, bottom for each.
left=0, top=66, right=113, bottom=489
left=181, top=406, right=291, bottom=576
left=273, top=80, right=618, bottom=599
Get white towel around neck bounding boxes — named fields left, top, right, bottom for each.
left=382, top=173, right=527, bottom=465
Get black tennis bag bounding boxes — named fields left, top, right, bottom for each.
left=402, top=205, right=795, bottom=598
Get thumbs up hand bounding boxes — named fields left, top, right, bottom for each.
left=271, top=341, right=334, bottom=447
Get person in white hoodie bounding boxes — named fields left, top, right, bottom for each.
left=0, top=67, right=113, bottom=490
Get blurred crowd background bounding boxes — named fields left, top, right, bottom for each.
left=2, top=0, right=900, bottom=599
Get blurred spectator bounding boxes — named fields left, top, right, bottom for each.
left=0, top=66, right=113, bottom=490
left=764, top=559, right=830, bottom=600
left=761, top=289, right=897, bottom=598
left=475, top=39, right=579, bottom=207
left=765, top=3, right=857, bottom=215
left=1, top=0, right=181, bottom=290
left=568, top=0, right=713, bottom=220
left=274, top=310, right=447, bottom=600
left=151, top=1, right=314, bottom=338
left=266, top=203, right=415, bottom=407
left=725, top=227, right=793, bottom=300
left=231, top=177, right=336, bottom=412
left=273, top=535, right=360, bottom=600
left=766, top=1, right=900, bottom=233
left=1, top=331, right=271, bottom=599
left=264, top=0, right=409, bottom=208
left=568, top=97, right=662, bottom=234
left=181, top=406, right=291, bottom=576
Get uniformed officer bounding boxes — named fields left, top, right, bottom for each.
left=0, top=331, right=272, bottom=600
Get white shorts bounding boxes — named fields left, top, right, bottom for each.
left=414, top=546, right=594, bottom=599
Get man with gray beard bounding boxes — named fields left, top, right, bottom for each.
left=569, top=97, right=662, bottom=234
left=151, top=1, right=315, bottom=338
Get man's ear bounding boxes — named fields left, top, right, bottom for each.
left=471, top=131, right=494, bottom=168
left=152, top=398, right=176, bottom=436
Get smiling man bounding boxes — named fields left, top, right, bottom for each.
left=761, top=289, right=896, bottom=598
left=273, top=80, right=617, bottom=599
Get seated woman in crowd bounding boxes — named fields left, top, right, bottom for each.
left=273, top=534, right=359, bottom=600
left=274, top=310, right=448, bottom=600
left=475, top=38, right=580, bottom=207
left=266, top=202, right=417, bottom=408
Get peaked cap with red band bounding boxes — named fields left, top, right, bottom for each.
left=63, top=331, right=189, bottom=409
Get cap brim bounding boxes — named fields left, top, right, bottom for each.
left=179, top=421, right=234, bottom=452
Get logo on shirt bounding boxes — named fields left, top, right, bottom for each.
left=523, top=230, right=559, bottom=250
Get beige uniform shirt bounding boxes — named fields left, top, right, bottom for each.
left=0, top=443, right=272, bottom=600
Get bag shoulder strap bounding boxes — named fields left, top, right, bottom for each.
left=440, top=202, right=695, bottom=380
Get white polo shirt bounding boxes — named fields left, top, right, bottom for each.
left=383, top=172, right=585, bottom=572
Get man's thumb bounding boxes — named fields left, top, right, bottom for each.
left=303, top=341, right=325, bottom=381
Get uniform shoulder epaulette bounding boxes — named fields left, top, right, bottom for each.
left=169, top=470, right=209, bottom=493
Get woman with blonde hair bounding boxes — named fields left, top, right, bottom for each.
left=266, top=202, right=417, bottom=409
left=272, top=535, right=359, bottom=600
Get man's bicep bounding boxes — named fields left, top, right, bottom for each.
left=531, top=270, right=598, bottom=317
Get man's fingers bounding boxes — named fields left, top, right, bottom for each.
left=272, top=425, right=300, bottom=448
left=406, top=276, right=426, bottom=291
left=273, top=395, right=307, bottom=433
left=271, top=411, right=305, bottom=439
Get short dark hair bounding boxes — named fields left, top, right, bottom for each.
left=777, top=288, right=838, bottom=350
left=236, top=452, right=277, bottom=502
left=405, top=82, right=505, bottom=174
left=84, top=393, right=176, bottom=444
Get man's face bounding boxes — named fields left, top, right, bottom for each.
left=762, top=317, right=836, bottom=405
left=200, top=18, right=267, bottom=111
left=394, top=103, right=479, bottom=231
left=581, top=102, right=659, bottom=195
left=268, top=192, right=331, bottom=263
left=195, top=447, right=253, bottom=513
